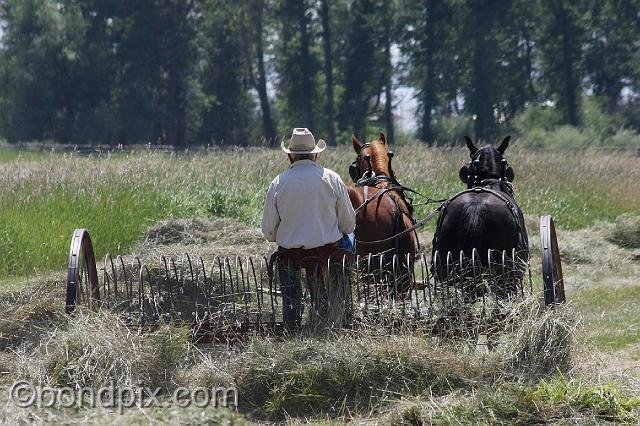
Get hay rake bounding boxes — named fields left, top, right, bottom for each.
left=65, top=216, right=565, bottom=341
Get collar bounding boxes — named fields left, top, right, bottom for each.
left=289, top=159, right=319, bottom=168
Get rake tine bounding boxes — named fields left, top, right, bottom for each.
left=267, top=256, right=276, bottom=325
left=199, top=256, right=209, bottom=324
left=471, top=248, right=482, bottom=316
left=250, top=257, right=262, bottom=330
left=487, top=249, right=497, bottom=305
left=432, top=250, right=440, bottom=303
left=459, top=250, right=465, bottom=305
left=169, top=257, right=180, bottom=320
left=182, top=253, right=196, bottom=321
left=326, top=256, right=332, bottom=323
left=377, top=253, right=384, bottom=311
left=207, top=259, right=217, bottom=329
left=239, top=257, right=250, bottom=324
left=406, top=253, right=416, bottom=316
left=145, top=265, right=160, bottom=323
left=131, top=257, right=141, bottom=309
left=225, top=257, right=236, bottom=323
left=108, top=254, right=117, bottom=305
left=215, top=256, right=224, bottom=328
left=422, top=252, right=432, bottom=315
left=138, top=264, right=146, bottom=325
left=446, top=251, right=453, bottom=308
left=343, top=254, right=352, bottom=324
left=501, top=250, right=507, bottom=301
left=391, top=254, right=398, bottom=309
left=510, top=247, right=517, bottom=297
left=103, top=254, right=114, bottom=306
left=354, top=254, right=362, bottom=313
left=102, top=254, right=110, bottom=307
left=366, top=253, right=373, bottom=314
left=417, top=253, right=427, bottom=316
left=161, top=255, right=170, bottom=322
left=117, top=255, right=129, bottom=304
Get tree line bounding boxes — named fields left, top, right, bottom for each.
left=0, top=0, right=638, bottom=147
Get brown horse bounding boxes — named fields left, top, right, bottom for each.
left=347, top=133, right=419, bottom=289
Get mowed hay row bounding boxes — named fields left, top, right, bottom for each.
left=1, top=277, right=637, bottom=423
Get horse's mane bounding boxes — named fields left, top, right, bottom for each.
left=477, top=146, right=502, bottom=179
left=368, top=140, right=391, bottom=176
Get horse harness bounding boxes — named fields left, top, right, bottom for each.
left=432, top=182, right=529, bottom=257
left=349, top=144, right=419, bottom=250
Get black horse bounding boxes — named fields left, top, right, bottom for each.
left=432, top=136, right=528, bottom=298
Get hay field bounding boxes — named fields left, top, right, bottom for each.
left=1, top=142, right=639, bottom=423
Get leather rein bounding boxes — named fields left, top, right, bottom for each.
left=355, top=182, right=524, bottom=248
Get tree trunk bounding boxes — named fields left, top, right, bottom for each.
left=383, top=2, right=394, bottom=145
left=319, top=0, right=336, bottom=145
left=557, top=4, right=579, bottom=126
left=165, top=1, right=192, bottom=148
left=470, top=1, right=491, bottom=142
left=522, top=21, right=536, bottom=99
left=421, top=0, right=436, bottom=145
left=253, top=0, right=277, bottom=146
left=297, top=0, right=315, bottom=130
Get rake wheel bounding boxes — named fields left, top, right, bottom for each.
left=65, top=229, right=100, bottom=313
left=540, top=216, right=565, bottom=305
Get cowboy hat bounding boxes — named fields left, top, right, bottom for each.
left=281, top=128, right=326, bottom=154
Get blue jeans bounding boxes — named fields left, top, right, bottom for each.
left=338, top=232, right=356, bottom=252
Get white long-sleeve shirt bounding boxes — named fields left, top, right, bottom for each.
left=261, top=159, right=356, bottom=249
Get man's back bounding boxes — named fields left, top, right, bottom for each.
left=262, top=159, right=355, bottom=249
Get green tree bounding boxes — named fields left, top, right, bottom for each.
left=0, top=0, right=82, bottom=142
left=275, top=0, right=319, bottom=132
left=251, top=0, right=278, bottom=146
left=338, top=0, right=385, bottom=139
left=583, top=0, right=640, bottom=112
left=319, top=0, right=336, bottom=145
left=462, top=0, right=511, bottom=141
left=536, top=0, right=584, bottom=126
left=197, top=1, right=258, bottom=145
left=399, top=0, right=464, bottom=144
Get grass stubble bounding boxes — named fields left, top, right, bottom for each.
left=1, top=143, right=640, bottom=423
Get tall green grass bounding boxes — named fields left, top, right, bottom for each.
left=0, top=186, right=177, bottom=278
left=574, top=286, right=640, bottom=352
left=1, top=144, right=639, bottom=280
left=0, top=146, right=49, bottom=163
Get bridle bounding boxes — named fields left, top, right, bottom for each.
left=463, top=146, right=513, bottom=189
left=348, top=142, right=400, bottom=187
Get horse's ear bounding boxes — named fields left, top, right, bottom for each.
left=379, top=132, right=386, bottom=145
left=464, top=136, right=478, bottom=156
left=352, top=134, right=363, bottom=152
left=497, top=136, right=510, bottom=154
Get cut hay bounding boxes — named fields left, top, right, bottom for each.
left=137, top=217, right=275, bottom=260
left=0, top=280, right=66, bottom=351
left=497, top=296, right=576, bottom=379
left=608, top=214, right=640, bottom=249
left=189, top=334, right=480, bottom=419
left=14, top=310, right=191, bottom=390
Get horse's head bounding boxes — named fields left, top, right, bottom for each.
left=349, top=132, right=394, bottom=184
left=459, top=135, right=515, bottom=188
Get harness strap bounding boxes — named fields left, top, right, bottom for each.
left=354, top=186, right=395, bottom=212
left=356, top=206, right=442, bottom=246
left=432, top=186, right=528, bottom=255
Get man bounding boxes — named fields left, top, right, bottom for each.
left=262, top=128, right=356, bottom=327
